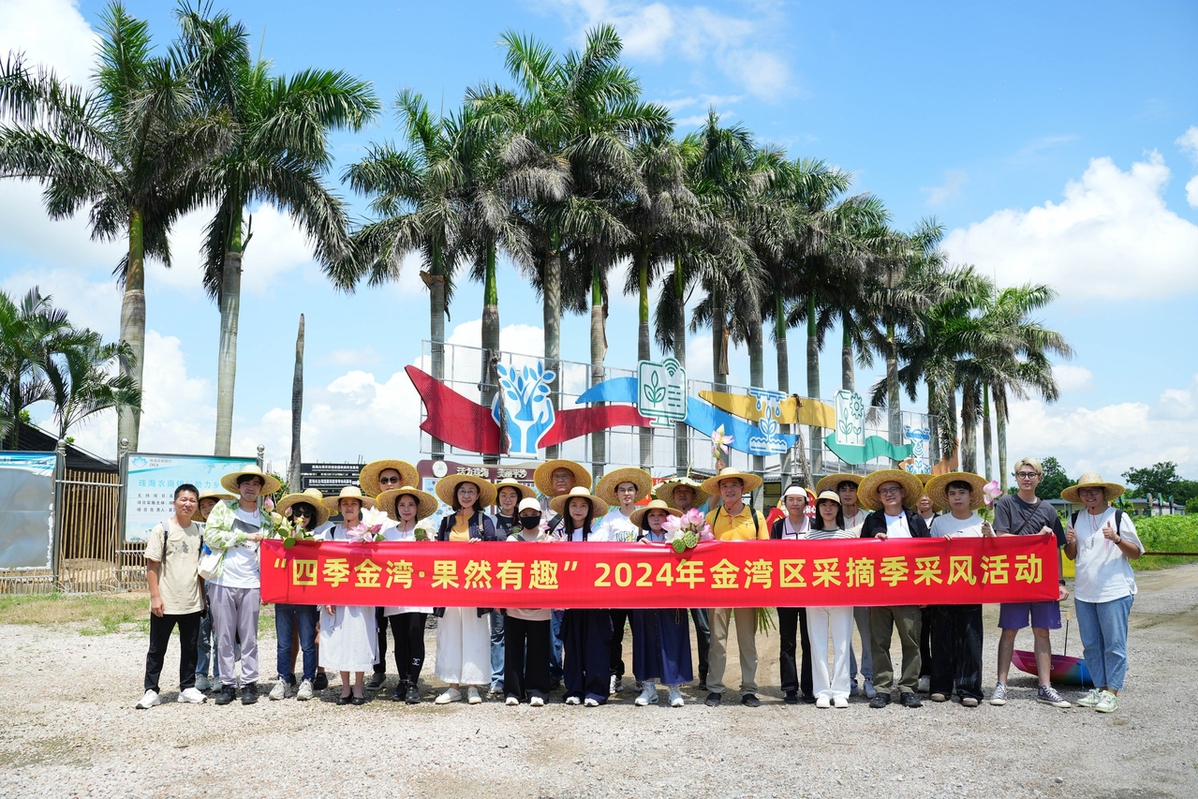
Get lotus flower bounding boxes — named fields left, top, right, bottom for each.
left=711, top=425, right=734, bottom=463
left=982, top=479, right=1003, bottom=507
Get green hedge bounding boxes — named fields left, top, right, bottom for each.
left=1129, top=515, right=1198, bottom=571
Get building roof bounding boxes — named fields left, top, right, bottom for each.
left=9, top=422, right=118, bottom=473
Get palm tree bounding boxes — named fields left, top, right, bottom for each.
left=44, top=331, right=141, bottom=440
left=0, top=288, right=74, bottom=447
left=176, top=4, right=379, bottom=456
left=0, top=4, right=227, bottom=451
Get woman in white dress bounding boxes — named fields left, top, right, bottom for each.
left=319, top=486, right=380, bottom=705
left=805, top=491, right=858, bottom=708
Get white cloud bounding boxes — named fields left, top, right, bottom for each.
left=1177, top=126, right=1198, bottom=208
left=944, top=152, right=1198, bottom=300
left=922, top=169, right=968, bottom=206
left=0, top=265, right=120, bottom=338
left=1051, top=364, right=1093, bottom=393
left=0, top=0, right=98, bottom=85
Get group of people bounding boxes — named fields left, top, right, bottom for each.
left=137, top=456, right=1142, bottom=716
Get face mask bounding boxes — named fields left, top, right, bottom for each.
left=519, top=515, right=542, bottom=530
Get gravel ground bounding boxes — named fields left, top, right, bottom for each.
left=2, top=566, right=1197, bottom=799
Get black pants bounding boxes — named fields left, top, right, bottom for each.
left=145, top=611, right=202, bottom=693
left=609, top=609, right=631, bottom=680
left=504, top=615, right=551, bottom=700
left=386, top=612, right=427, bottom=685
left=929, top=604, right=984, bottom=700
left=778, top=607, right=813, bottom=699
left=920, top=607, right=933, bottom=679
left=374, top=607, right=388, bottom=675
left=690, top=608, right=710, bottom=678
left=563, top=609, right=613, bottom=703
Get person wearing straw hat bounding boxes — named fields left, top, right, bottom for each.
left=265, top=488, right=329, bottom=702
left=205, top=465, right=280, bottom=706
left=806, top=490, right=859, bottom=708
left=629, top=500, right=692, bottom=708
left=431, top=474, right=498, bottom=705
left=770, top=484, right=817, bottom=705
left=990, top=457, right=1071, bottom=709
left=656, top=476, right=713, bottom=690
left=192, top=488, right=236, bottom=693
left=375, top=484, right=439, bottom=704
left=858, top=468, right=930, bottom=709
left=595, top=467, right=653, bottom=696
left=914, top=474, right=940, bottom=695
left=316, top=487, right=380, bottom=705
left=488, top=478, right=537, bottom=698
left=1062, top=473, right=1143, bottom=714
left=551, top=486, right=613, bottom=706
left=816, top=472, right=874, bottom=698
left=699, top=467, right=768, bottom=707
left=925, top=473, right=994, bottom=707
left=501, top=497, right=557, bottom=707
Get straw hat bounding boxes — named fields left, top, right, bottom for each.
left=276, top=488, right=331, bottom=528
left=915, top=473, right=934, bottom=485
left=533, top=459, right=593, bottom=496
left=629, top=498, right=682, bottom=528
left=857, top=469, right=925, bottom=511
left=655, top=477, right=710, bottom=510
left=358, top=459, right=419, bottom=498
left=219, top=464, right=281, bottom=495
left=595, top=467, right=653, bottom=505
left=925, top=472, right=989, bottom=512
left=322, top=485, right=376, bottom=512
left=815, top=473, right=862, bottom=496
left=198, top=489, right=236, bottom=503
left=1060, top=473, right=1125, bottom=504
left=492, top=478, right=538, bottom=504
left=376, top=485, right=439, bottom=521
left=700, top=467, right=763, bottom=496
left=549, top=485, right=609, bottom=518
left=434, top=473, right=497, bottom=508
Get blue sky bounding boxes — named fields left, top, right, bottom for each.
left=1, top=0, right=1196, bottom=481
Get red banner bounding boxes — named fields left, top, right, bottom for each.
left=260, top=535, right=1059, bottom=608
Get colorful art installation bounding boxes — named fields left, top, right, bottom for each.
left=905, top=425, right=932, bottom=474
left=699, top=391, right=836, bottom=428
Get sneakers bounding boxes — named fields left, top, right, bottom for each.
left=783, top=690, right=799, bottom=705
left=406, top=684, right=421, bottom=704
left=366, top=672, right=386, bottom=691
left=505, top=696, right=520, bottom=706
left=901, top=692, right=922, bottom=708
left=704, top=692, right=722, bottom=706
left=296, top=680, right=314, bottom=701
left=1077, top=688, right=1103, bottom=708
left=177, top=687, right=207, bottom=704
left=565, top=696, right=581, bottom=706
left=584, top=697, right=600, bottom=707
left=697, top=670, right=707, bottom=691
left=668, top=686, right=683, bottom=707
left=195, top=674, right=211, bottom=693
left=241, top=683, right=258, bottom=705
left=930, top=692, right=948, bottom=702
left=1094, top=690, right=1118, bottom=713
left=635, top=682, right=659, bottom=706
left=869, top=693, right=891, bottom=709
left=467, top=686, right=483, bottom=705
left=489, top=682, right=505, bottom=699
left=312, top=672, right=329, bottom=691
left=961, top=697, right=979, bottom=707
left=917, top=675, right=931, bottom=693
left=833, top=695, right=849, bottom=709
left=1037, top=685, right=1071, bottom=708
left=989, top=683, right=1008, bottom=706
left=135, top=690, right=161, bottom=709
left=268, top=681, right=288, bottom=701
left=391, top=684, right=406, bottom=702
left=741, top=693, right=761, bottom=707
left=609, top=675, right=620, bottom=695
left=531, top=696, right=545, bottom=707
left=816, top=695, right=831, bottom=709
left=849, top=681, right=860, bottom=697
left=434, top=687, right=462, bottom=705
left=863, top=679, right=877, bottom=699
left=215, top=685, right=237, bottom=705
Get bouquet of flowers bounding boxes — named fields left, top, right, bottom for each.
left=268, top=512, right=316, bottom=549
left=413, top=517, right=437, bottom=542
left=346, top=506, right=389, bottom=543
left=660, top=508, right=714, bottom=554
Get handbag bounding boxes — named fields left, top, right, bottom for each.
left=197, top=542, right=222, bottom=582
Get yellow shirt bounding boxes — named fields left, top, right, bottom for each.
left=706, top=504, right=769, bottom=541
left=449, top=512, right=472, bottom=542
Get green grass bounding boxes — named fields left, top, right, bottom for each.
left=0, top=592, right=276, bottom=635
left=1130, top=515, right=1198, bottom=571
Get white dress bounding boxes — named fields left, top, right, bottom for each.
left=318, top=524, right=379, bottom=672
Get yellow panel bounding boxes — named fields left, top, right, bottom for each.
left=699, top=391, right=836, bottom=428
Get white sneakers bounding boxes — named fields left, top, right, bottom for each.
left=609, top=675, right=620, bottom=695
left=135, top=690, right=161, bottom=709
left=1095, top=690, right=1118, bottom=713
left=668, top=685, right=684, bottom=707
left=505, top=696, right=520, bottom=706
left=565, top=696, right=581, bottom=706
left=530, top=696, right=545, bottom=707
left=467, top=687, right=483, bottom=705
left=1077, top=688, right=1102, bottom=707
left=434, top=687, right=462, bottom=704
left=584, top=697, right=600, bottom=707
left=816, top=695, right=831, bottom=709
left=635, top=681, right=659, bottom=706
left=296, top=680, right=314, bottom=701
left=833, top=695, right=849, bottom=709
left=177, top=687, right=207, bottom=704
left=268, top=681, right=289, bottom=701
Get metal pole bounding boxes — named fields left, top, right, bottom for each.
left=116, top=438, right=129, bottom=591
left=51, top=439, right=66, bottom=590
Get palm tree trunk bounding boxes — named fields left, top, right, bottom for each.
left=841, top=319, right=854, bottom=392
left=775, top=291, right=790, bottom=486
left=960, top=381, right=977, bottom=474
left=429, top=241, right=446, bottom=460
left=589, top=260, right=606, bottom=479
left=712, top=283, right=727, bottom=391
left=636, top=249, right=652, bottom=469
left=886, top=321, right=901, bottom=449
left=806, top=295, right=822, bottom=472
left=289, top=314, right=304, bottom=492
left=543, top=239, right=562, bottom=461
left=214, top=212, right=243, bottom=457
left=947, top=384, right=959, bottom=469
left=926, top=378, right=940, bottom=472
left=747, top=302, right=764, bottom=477
left=982, top=383, right=993, bottom=481
left=995, top=390, right=1009, bottom=492
left=673, top=255, right=688, bottom=476
left=117, top=208, right=146, bottom=452
left=481, top=241, right=500, bottom=464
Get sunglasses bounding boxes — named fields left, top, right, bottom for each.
left=378, top=475, right=401, bottom=485
left=292, top=508, right=314, bottom=517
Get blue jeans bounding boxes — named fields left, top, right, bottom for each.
left=1075, top=594, right=1133, bottom=691
left=196, top=585, right=219, bottom=681
left=490, top=609, right=506, bottom=688
left=275, top=604, right=319, bottom=684
left=549, top=610, right=564, bottom=682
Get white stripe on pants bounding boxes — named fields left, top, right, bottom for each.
left=807, top=605, right=854, bottom=700
left=210, top=584, right=260, bottom=687
left=434, top=607, right=491, bottom=686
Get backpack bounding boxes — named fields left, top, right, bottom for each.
left=1070, top=508, right=1124, bottom=536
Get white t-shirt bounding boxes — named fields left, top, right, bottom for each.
left=1072, top=508, right=1143, bottom=603
left=595, top=509, right=638, bottom=543
left=211, top=506, right=261, bottom=589
left=382, top=522, right=432, bottom=616
left=569, top=526, right=588, bottom=542
left=929, top=513, right=984, bottom=538
left=843, top=509, right=868, bottom=534
left=884, top=513, right=912, bottom=539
